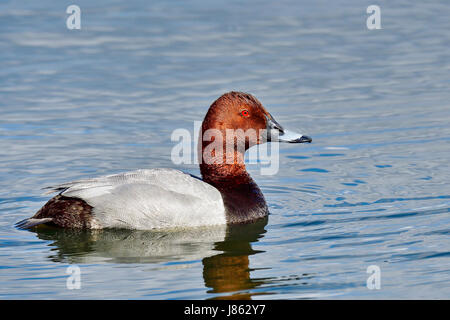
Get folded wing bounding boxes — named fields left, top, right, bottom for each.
left=44, top=169, right=226, bottom=230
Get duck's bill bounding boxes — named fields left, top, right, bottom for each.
left=265, top=114, right=312, bottom=143
left=278, top=130, right=312, bottom=143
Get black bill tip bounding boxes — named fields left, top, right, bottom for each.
left=290, top=135, right=312, bottom=143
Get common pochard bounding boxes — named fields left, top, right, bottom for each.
left=16, top=92, right=311, bottom=230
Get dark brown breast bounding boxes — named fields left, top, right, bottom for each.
left=202, top=172, right=269, bottom=224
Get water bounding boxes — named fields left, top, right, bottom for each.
left=1, top=0, right=449, bottom=299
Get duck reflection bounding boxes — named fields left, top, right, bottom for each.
left=202, top=218, right=268, bottom=299
left=32, top=217, right=268, bottom=299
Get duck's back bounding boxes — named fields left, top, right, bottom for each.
left=18, top=169, right=226, bottom=230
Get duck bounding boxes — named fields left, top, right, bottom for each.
left=16, top=92, right=311, bottom=230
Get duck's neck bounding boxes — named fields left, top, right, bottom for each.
left=199, top=148, right=268, bottom=223
left=200, top=149, right=248, bottom=184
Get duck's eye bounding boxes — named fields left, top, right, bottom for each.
left=241, top=109, right=250, bottom=117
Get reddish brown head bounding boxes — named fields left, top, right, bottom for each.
left=198, top=91, right=311, bottom=182
left=201, top=92, right=268, bottom=149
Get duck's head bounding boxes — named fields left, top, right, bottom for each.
left=201, top=91, right=311, bottom=152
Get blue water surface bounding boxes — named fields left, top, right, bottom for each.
left=0, top=0, right=449, bottom=299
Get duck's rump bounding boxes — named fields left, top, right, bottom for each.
left=16, top=195, right=94, bottom=229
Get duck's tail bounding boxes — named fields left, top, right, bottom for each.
left=15, top=218, right=53, bottom=229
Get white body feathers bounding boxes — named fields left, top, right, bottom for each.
left=44, top=169, right=226, bottom=230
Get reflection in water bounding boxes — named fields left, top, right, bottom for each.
left=35, top=224, right=227, bottom=264
left=203, top=218, right=269, bottom=299
left=33, top=218, right=269, bottom=299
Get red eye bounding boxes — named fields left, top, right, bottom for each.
left=241, top=109, right=250, bottom=117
